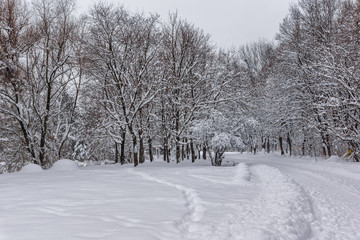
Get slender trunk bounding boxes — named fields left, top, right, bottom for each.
left=202, top=145, right=207, bottom=160
left=39, top=82, right=52, bottom=167
left=175, top=110, right=180, bottom=163
left=190, top=138, right=195, bottom=163
left=114, top=142, right=119, bottom=164
left=176, top=139, right=181, bottom=163
left=167, top=148, right=170, bottom=163
left=214, top=148, right=226, bottom=166
left=266, top=137, right=270, bottom=153
left=133, top=135, right=138, bottom=167
left=326, top=134, right=331, bottom=157
left=279, top=136, right=284, bottom=155
left=148, top=137, right=153, bottom=162
left=181, top=138, right=185, bottom=161
left=287, top=133, right=292, bottom=156
left=161, top=100, right=167, bottom=162
left=302, top=138, right=306, bottom=156
left=39, top=36, right=51, bottom=167
left=12, top=84, right=36, bottom=161
left=19, top=119, right=36, bottom=161
left=120, top=130, right=126, bottom=165
left=321, top=133, right=331, bottom=157
left=186, top=139, right=190, bottom=160
left=139, top=133, right=144, bottom=164
left=163, top=137, right=168, bottom=162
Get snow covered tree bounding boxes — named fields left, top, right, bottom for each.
left=159, top=12, right=214, bottom=163
left=85, top=4, right=161, bottom=167
left=0, top=0, right=36, bottom=170
left=0, top=0, right=80, bottom=169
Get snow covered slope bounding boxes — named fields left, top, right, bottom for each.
left=1, top=154, right=360, bottom=240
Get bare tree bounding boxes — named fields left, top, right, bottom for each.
left=160, top=13, right=214, bottom=163
left=85, top=4, right=161, bottom=166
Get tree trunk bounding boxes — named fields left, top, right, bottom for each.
left=266, top=137, right=270, bottom=153
left=120, top=130, right=126, bottom=165
left=114, top=141, right=119, bottom=163
left=197, top=146, right=201, bottom=159
left=321, top=133, right=331, bottom=157
left=302, top=138, right=306, bottom=156
left=181, top=138, right=185, bottom=161
left=39, top=82, right=52, bottom=167
left=176, top=138, right=181, bottom=164
left=139, top=132, right=145, bottom=164
left=190, top=138, right=195, bottom=163
left=287, top=133, right=292, bottom=156
left=18, top=118, right=36, bottom=161
left=175, top=111, right=180, bottom=163
left=186, top=139, right=190, bottom=160
left=148, top=137, right=153, bottom=162
left=176, top=143, right=180, bottom=163
left=326, top=134, right=331, bottom=157
left=279, top=136, right=284, bottom=155
left=213, top=148, right=226, bottom=166
left=202, top=145, right=207, bottom=160
left=262, top=136, right=266, bottom=150
left=163, top=137, right=169, bottom=163
left=133, top=135, right=138, bottom=167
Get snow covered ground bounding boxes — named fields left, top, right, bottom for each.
left=1, top=153, right=360, bottom=240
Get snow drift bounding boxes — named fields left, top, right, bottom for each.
left=50, top=159, right=79, bottom=171
left=19, top=163, right=43, bottom=173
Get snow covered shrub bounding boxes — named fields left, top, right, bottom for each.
left=192, top=110, right=244, bottom=166
left=72, top=140, right=89, bottom=161
left=208, top=133, right=243, bottom=166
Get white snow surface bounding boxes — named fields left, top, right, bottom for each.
left=50, top=159, right=79, bottom=171
left=19, top=163, right=44, bottom=173
left=1, top=153, right=360, bottom=240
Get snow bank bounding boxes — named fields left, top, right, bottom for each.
left=19, top=163, right=43, bottom=173
left=326, top=155, right=346, bottom=162
left=50, top=159, right=79, bottom=171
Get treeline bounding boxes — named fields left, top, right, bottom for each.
left=0, top=0, right=359, bottom=172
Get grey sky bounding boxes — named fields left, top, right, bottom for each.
left=76, top=0, right=295, bottom=48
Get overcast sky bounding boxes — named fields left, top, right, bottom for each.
left=76, top=0, right=295, bottom=49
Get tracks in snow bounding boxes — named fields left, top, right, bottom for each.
left=282, top=167, right=360, bottom=240
left=213, top=164, right=315, bottom=240
left=130, top=163, right=317, bottom=240
left=128, top=169, right=205, bottom=239
left=238, top=155, right=360, bottom=240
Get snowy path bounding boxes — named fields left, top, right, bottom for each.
left=1, top=154, right=360, bottom=239
left=227, top=164, right=313, bottom=239
left=229, top=153, right=360, bottom=240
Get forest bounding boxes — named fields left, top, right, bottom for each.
left=0, top=0, right=359, bottom=173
